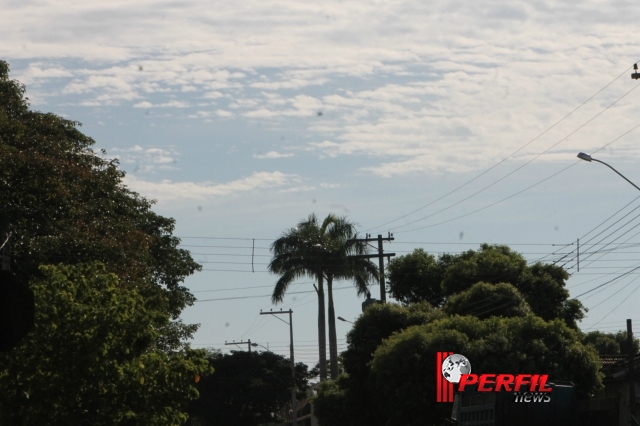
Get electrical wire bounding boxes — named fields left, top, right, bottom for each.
left=585, top=281, right=640, bottom=330
left=393, top=82, right=640, bottom=232
left=366, top=63, right=636, bottom=232
left=194, top=286, right=352, bottom=302
left=394, top=121, right=640, bottom=233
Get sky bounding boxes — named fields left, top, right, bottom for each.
left=4, top=0, right=640, bottom=367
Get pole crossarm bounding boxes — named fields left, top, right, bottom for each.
left=224, top=339, right=253, bottom=352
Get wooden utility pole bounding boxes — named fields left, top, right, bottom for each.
left=224, top=339, right=253, bottom=352
left=261, top=309, right=296, bottom=426
left=349, top=233, right=395, bottom=302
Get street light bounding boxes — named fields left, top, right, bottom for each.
left=337, top=316, right=353, bottom=324
left=251, top=342, right=271, bottom=352
left=577, top=151, right=640, bottom=422
left=577, top=152, right=640, bottom=192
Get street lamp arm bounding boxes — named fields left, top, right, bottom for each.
left=591, top=158, right=640, bottom=192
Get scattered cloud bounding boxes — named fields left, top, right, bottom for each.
left=4, top=0, right=640, bottom=173
left=123, top=171, right=299, bottom=201
left=110, top=145, right=180, bottom=173
left=215, top=109, right=234, bottom=117
left=133, top=100, right=189, bottom=108
left=253, top=151, right=294, bottom=159
left=278, top=185, right=315, bottom=193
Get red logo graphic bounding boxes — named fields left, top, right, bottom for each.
left=436, top=351, right=454, bottom=402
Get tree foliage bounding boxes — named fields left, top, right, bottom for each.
left=315, top=302, right=603, bottom=426
left=186, top=350, right=310, bottom=426
left=0, top=60, right=200, bottom=319
left=387, top=244, right=585, bottom=327
left=386, top=248, right=445, bottom=306
left=0, top=263, right=211, bottom=425
left=583, top=330, right=640, bottom=356
left=442, top=282, right=531, bottom=320
left=368, top=315, right=603, bottom=425
left=314, top=302, right=443, bottom=426
left=0, top=61, right=207, bottom=424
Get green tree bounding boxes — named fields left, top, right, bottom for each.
left=442, top=282, right=531, bottom=319
left=0, top=60, right=200, bottom=322
left=583, top=330, right=640, bottom=356
left=387, top=248, right=445, bottom=306
left=387, top=244, right=585, bottom=327
left=269, top=214, right=377, bottom=380
left=0, top=61, right=207, bottom=423
left=186, top=350, right=310, bottom=426
left=369, top=315, right=603, bottom=426
left=0, top=263, right=211, bottom=425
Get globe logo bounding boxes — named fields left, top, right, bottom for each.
left=441, top=354, right=472, bottom=383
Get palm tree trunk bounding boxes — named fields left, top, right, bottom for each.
left=327, top=275, right=339, bottom=379
left=317, top=274, right=328, bottom=382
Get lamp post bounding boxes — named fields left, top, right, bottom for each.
left=577, top=152, right=639, bottom=424
left=250, top=342, right=271, bottom=352
left=577, top=152, right=640, bottom=191
left=337, top=316, right=353, bottom=324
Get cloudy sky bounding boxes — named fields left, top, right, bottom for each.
left=5, top=0, right=640, bottom=365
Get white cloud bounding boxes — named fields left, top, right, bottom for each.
left=215, top=109, right=234, bottom=117
left=133, top=100, right=189, bottom=108
left=253, top=151, right=294, bottom=159
left=250, top=78, right=328, bottom=90
left=4, top=0, right=640, bottom=172
left=123, top=171, right=298, bottom=201
left=110, top=145, right=180, bottom=172
left=278, top=185, right=315, bottom=193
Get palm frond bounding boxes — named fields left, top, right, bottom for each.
left=271, top=267, right=307, bottom=304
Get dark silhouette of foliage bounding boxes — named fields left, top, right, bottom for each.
left=186, top=350, right=310, bottom=426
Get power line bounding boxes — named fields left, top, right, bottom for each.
left=394, top=121, right=640, bottom=233
left=392, top=82, right=640, bottom=231
left=585, top=281, right=640, bottom=330
left=194, top=286, right=352, bottom=302
left=366, top=64, right=636, bottom=232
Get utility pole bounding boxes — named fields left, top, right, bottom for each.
left=224, top=339, right=253, bottom=352
left=349, top=232, right=395, bottom=302
left=629, top=319, right=638, bottom=424
left=261, top=309, right=297, bottom=426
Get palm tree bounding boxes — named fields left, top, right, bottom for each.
left=268, top=214, right=378, bottom=380
left=318, top=216, right=378, bottom=378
